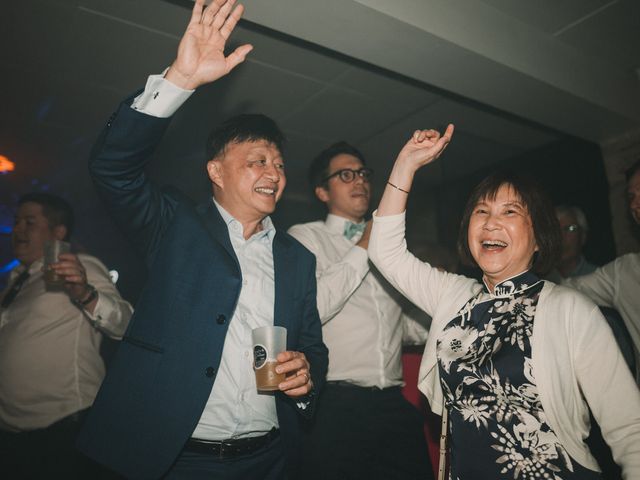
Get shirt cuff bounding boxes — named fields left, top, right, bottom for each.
left=131, top=70, right=195, bottom=118
left=83, top=294, right=126, bottom=338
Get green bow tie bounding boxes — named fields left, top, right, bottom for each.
left=343, top=221, right=365, bottom=240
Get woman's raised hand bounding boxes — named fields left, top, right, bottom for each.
left=395, top=124, right=454, bottom=173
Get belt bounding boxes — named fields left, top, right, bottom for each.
left=326, top=380, right=401, bottom=392
left=184, top=428, right=279, bottom=459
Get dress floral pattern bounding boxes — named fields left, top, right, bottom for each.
left=437, top=271, right=601, bottom=479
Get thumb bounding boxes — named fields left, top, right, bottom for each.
left=226, top=43, right=253, bottom=73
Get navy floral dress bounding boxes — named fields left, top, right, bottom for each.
left=437, top=271, right=601, bottom=479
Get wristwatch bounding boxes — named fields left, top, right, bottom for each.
left=72, top=284, right=98, bottom=308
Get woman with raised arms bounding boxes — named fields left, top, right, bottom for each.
left=368, top=125, right=640, bottom=479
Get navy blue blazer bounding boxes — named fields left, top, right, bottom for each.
left=77, top=98, right=328, bottom=479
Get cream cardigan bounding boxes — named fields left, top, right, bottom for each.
left=369, top=211, right=640, bottom=478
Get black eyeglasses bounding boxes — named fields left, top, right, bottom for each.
left=323, top=168, right=373, bottom=184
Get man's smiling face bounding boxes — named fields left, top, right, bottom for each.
left=208, top=139, right=286, bottom=223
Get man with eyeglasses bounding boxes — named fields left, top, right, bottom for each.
left=548, top=205, right=598, bottom=281
left=288, top=142, right=433, bottom=480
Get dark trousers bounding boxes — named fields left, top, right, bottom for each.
left=302, top=383, right=434, bottom=480
left=164, top=434, right=286, bottom=480
left=0, top=409, right=114, bottom=479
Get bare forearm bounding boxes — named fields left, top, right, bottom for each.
left=377, top=161, right=417, bottom=216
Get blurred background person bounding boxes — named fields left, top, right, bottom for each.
left=563, top=159, right=640, bottom=381
left=547, top=205, right=598, bottom=282
left=0, top=192, right=132, bottom=478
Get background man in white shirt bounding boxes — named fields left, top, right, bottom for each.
left=288, top=141, right=433, bottom=480
left=563, top=159, right=640, bottom=381
left=0, top=192, right=132, bottom=478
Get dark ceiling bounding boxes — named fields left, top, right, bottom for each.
left=1, top=0, right=638, bottom=298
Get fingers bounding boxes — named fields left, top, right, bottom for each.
left=411, top=124, right=454, bottom=148
left=219, top=3, right=243, bottom=39
left=275, top=351, right=308, bottom=373
left=278, top=368, right=312, bottom=393
left=212, top=0, right=237, bottom=30
left=433, top=123, right=454, bottom=156
left=276, top=351, right=312, bottom=396
left=225, top=43, right=253, bottom=72
left=49, top=254, right=87, bottom=284
left=201, top=0, right=226, bottom=26
left=190, top=0, right=206, bottom=25
left=412, top=128, right=442, bottom=144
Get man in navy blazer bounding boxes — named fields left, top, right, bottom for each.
left=77, top=1, right=328, bottom=478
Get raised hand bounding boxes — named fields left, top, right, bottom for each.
left=395, top=124, right=454, bottom=173
left=377, top=124, right=454, bottom=216
left=165, top=0, right=253, bottom=90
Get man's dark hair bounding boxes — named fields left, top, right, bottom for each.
left=308, top=141, right=367, bottom=194
left=18, top=192, right=74, bottom=240
left=205, top=114, right=285, bottom=161
left=625, top=158, right=640, bottom=182
left=457, top=170, right=561, bottom=275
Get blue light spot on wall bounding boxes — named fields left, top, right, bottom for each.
left=0, top=225, right=12, bottom=234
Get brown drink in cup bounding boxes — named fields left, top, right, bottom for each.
left=252, top=326, right=287, bottom=391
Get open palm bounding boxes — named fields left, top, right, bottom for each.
left=167, top=0, right=252, bottom=90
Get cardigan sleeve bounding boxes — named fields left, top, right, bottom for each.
left=368, top=210, right=475, bottom=318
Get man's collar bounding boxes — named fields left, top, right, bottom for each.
left=325, top=213, right=365, bottom=235
left=212, top=197, right=275, bottom=241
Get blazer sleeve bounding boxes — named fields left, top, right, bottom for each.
left=88, top=93, right=184, bottom=266
left=288, top=251, right=329, bottom=419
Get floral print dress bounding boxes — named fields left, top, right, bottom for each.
left=438, top=271, right=601, bottom=480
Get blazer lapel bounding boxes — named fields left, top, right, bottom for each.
left=195, top=201, right=240, bottom=271
left=273, top=232, right=294, bottom=331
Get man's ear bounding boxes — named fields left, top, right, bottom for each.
left=315, top=185, right=330, bottom=204
left=207, top=160, right=223, bottom=189
left=52, top=224, right=67, bottom=241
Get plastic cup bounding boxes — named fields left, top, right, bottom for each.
left=43, top=240, right=70, bottom=287
left=252, top=326, right=287, bottom=391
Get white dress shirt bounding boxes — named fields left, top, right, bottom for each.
left=288, top=214, right=405, bottom=388
left=563, top=252, right=640, bottom=379
left=191, top=201, right=280, bottom=440
left=0, top=254, right=132, bottom=432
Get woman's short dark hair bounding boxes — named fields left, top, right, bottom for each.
left=18, top=192, right=74, bottom=241
left=457, top=171, right=561, bottom=275
left=308, top=141, right=367, bottom=194
left=205, top=114, right=285, bottom=161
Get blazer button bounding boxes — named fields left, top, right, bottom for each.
left=216, top=314, right=226, bottom=325
left=205, top=367, right=216, bottom=378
